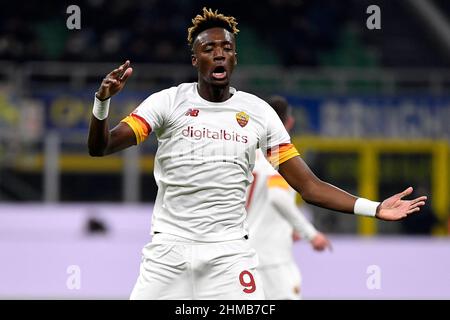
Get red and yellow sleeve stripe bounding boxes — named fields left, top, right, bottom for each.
left=267, top=143, right=299, bottom=167
left=267, top=174, right=290, bottom=190
left=121, top=114, right=152, bottom=144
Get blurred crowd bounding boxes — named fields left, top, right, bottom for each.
left=0, top=0, right=343, bottom=65
left=0, top=0, right=447, bottom=67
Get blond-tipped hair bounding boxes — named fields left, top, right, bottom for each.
left=187, top=7, right=239, bottom=47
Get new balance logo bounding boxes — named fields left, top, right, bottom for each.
left=185, top=108, right=199, bottom=117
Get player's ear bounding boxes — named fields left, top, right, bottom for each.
left=234, top=52, right=238, bottom=66
left=191, top=53, right=198, bottom=68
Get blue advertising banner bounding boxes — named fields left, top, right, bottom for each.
left=287, top=95, right=450, bottom=139
left=34, top=90, right=149, bottom=133
left=32, top=90, right=450, bottom=140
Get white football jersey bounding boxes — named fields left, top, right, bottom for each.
left=121, top=83, right=298, bottom=242
left=247, top=150, right=318, bottom=266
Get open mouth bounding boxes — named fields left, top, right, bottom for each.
left=212, top=66, right=227, bottom=80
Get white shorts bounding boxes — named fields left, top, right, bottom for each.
left=130, top=233, right=265, bottom=300
left=259, top=261, right=302, bottom=300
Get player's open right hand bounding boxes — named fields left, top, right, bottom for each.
left=96, top=60, right=133, bottom=100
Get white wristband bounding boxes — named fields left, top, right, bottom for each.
left=354, top=198, right=380, bottom=217
left=92, top=94, right=111, bottom=120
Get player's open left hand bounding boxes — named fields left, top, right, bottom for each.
left=376, top=187, right=427, bottom=221
left=96, top=60, right=133, bottom=100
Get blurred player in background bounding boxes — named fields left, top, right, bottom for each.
left=87, top=8, right=427, bottom=300
left=247, top=96, right=331, bottom=299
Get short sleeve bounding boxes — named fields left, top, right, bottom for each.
left=260, top=105, right=299, bottom=168
left=120, top=88, right=172, bottom=144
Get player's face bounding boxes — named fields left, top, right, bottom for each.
left=192, top=27, right=237, bottom=87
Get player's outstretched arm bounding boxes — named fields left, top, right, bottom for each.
left=88, top=60, right=136, bottom=157
left=278, top=156, right=427, bottom=221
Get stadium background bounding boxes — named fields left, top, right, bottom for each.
left=0, top=0, right=449, bottom=299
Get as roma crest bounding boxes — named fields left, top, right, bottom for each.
left=236, top=111, right=249, bottom=127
